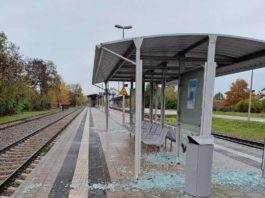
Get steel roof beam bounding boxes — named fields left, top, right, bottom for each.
left=176, top=36, right=209, bottom=56
left=235, top=48, right=265, bottom=63
left=110, top=79, right=177, bottom=83
left=110, top=76, right=176, bottom=80
left=129, top=55, right=234, bottom=64
left=122, top=65, right=180, bottom=70
left=115, top=71, right=179, bottom=76
left=112, top=75, right=176, bottom=79
left=104, top=43, right=135, bottom=82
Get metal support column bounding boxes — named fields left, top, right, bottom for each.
left=122, top=81, right=125, bottom=126
left=105, top=82, right=109, bottom=131
left=150, top=76, right=154, bottom=123
left=200, top=35, right=217, bottom=136
left=154, top=83, right=158, bottom=122
left=142, top=77, right=145, bottom=120
left=248, top=69, right=254, bottom=122
left=161, top=70, right=166, bottom=127
left=130, top=81, right=134, bottom=126
left=97, top=94, right=99, bottom=108
left=176, top=61, right=183, bottom=163
left=134, top=38, right=143, bottom=179
left=261, top=141, right=265, bottom=178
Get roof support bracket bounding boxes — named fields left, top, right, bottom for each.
left=101, top=47, right=136, bottom=65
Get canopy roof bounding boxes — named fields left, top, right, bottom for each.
left=92, top=33, right=265, bottom=84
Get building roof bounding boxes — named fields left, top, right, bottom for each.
left=92, top=33, right=265, bottom=84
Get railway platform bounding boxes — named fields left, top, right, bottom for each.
left=9, top=107, right=265, bottom=198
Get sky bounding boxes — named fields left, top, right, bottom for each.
left=1, top=0, right=265, bottom=95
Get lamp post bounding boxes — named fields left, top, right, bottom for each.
left=247, top=69, right=254, bottom=122
left=114, top=24, right=133, bottom=126
left=114, top=24, right=132, bottom=39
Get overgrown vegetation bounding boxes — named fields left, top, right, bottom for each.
left=42, top=143, right=54, bottom=156
left=0, top=32, right=87, bottom=116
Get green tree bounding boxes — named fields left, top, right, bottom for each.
left=0, top=31, right=81, bottom=115
left=144, top=84, right=177, bottom=109
left=25, top=59, right=58, bottom=96
left=47, top=75, right=62, bottom=107
left=0, top=32, right=28, bottom=114
left=68, top=84, right=86, bottom=106
left=25, top=59, right=60, bottom=110
left=214, top=92, right=225, bottom=100
left=165, top=86, right=177, bottom=109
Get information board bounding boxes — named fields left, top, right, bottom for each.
left=179, top=68, right=204, bottom=129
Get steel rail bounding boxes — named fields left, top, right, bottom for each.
left=0, top=108, right=80, bottom=154
left=212, top=133, right=264, bottom=149
left=0, top=110, right=62, bottom=131
left=0, top=107, right=85, bottom=194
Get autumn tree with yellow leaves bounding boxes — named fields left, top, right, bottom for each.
left=224, top=79, right=250, bottom=106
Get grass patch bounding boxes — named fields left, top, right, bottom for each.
left=212, top=118, right=265, bottom=142
left=0, top=109, right=59, bottom=125
left=165, top=115, right=265, bottom=142
left=213, top=111, right=265, bottom=118
left=42, top=144, right=53, bottom=156
left=165, top=115, right=176, bottom=125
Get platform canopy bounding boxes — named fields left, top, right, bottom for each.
left=92, top=33, right=265, bottom=84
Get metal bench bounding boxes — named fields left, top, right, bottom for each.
left=142, top=126, right=169, bottom=149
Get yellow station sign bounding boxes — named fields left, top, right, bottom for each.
left=120, top=87, right=128, bottom=96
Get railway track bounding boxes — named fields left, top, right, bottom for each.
left=0, top=107, right=84, bottom=196
left=0, top=108, right=80, bottom=151
left=212, top=133, right=264, bottom=149
left=0, top=108, right=80, bottom=152
left=0, top=110, right=61, bottom=131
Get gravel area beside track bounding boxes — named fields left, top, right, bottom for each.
left=0, top=110, right=60, bottom=130
left=0, top=108, right=77, bottom=150
left=0, top=108, right=84, bottom=196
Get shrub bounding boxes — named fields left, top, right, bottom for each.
left=213, top=100, right=225, bottom=111
left=15, top=103, right=25, bottom=113
left=236, top=99, right=263, bottom=113
left=40, top=96, right=51, bottom=110
left=166, top=99, right=177, bottom=109
left=262, top=99, right=265, bottom=112
left=222, top=105, right=236, bottom=112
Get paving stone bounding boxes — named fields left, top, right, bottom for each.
left=12, top=109, right=88, bottom=197
left=246, top=192, right=265, bottom=198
